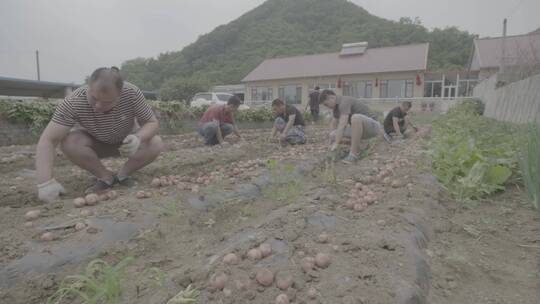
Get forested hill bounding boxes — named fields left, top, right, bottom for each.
left=121, top=0, right=476, bottom=100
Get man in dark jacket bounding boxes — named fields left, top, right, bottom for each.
left=308, top=86, right=320, bottom=121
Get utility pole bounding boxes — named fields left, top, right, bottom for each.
left=36, top=50, right=41, bottom=81
left=497, top=19, right=507, bottom=87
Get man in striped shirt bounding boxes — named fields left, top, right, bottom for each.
left=36, top=67, right=164, bottom=203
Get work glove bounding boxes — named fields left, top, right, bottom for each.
left=119, top=135, right=141, bottom=157
left=37, top=179, right=66, bottom=204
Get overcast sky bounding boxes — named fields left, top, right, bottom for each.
left=1, top=0, right=538, bottom=83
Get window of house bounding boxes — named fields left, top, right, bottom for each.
left=380, top=80, right=413, bottom=98
left=278, top=84, right=302, bottom=105
left=344, top=81, right=373, bottom=98
left=251, top=87, right=273, bottom=101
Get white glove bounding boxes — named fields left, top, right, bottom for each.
left=119, top=135, right=141, bottom=157
left=37, top=179, right=66, bottom=204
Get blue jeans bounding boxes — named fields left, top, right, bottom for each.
left=198, top=122, right=233, bottom=146
left=274, top=117, right=306, bottom=145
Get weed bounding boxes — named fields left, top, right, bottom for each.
left=47, top=256, right=134, bottom=304
left=263, top=159, right=304, bottom=205
left=166, top=284, right=200, bottom=304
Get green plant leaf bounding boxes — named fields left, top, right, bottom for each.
left=485, top=165, right=512, bottom=186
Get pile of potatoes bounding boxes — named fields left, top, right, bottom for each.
left=345, top=182, right=377, bottom=212
left=72, top=191, right=118, bottom=208
left=209, top=241, right=330, bottom=303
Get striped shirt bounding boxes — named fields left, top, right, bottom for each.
left=52, top=82, right=154, bottom=144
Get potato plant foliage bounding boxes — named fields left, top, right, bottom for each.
left=429, top=100, right=518, bottom=202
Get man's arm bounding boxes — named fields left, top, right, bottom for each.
left=231, top=115, right=242, bottom=138
left=135, top=114, right=159, bottom=142
left=393, top=117, right=403, bottom=137
left=405, top=116, right=418, bottom=131
left=270, top=125, right=277, bottom=139
left=331, top=114, right=349, bottom=149
left=36, top=122, right=71, bottom=183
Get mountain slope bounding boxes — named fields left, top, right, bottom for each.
left=121, top=0, right=476, bottom=98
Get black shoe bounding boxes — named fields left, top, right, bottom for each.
left=115, top=175, right=136, bottom=188
left=85, top=178, right=114, bottom=194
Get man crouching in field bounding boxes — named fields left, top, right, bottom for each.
left=198, top=95, right=243, bottom=146
left=36, top=67, right=164, bottom=203
left=383, top=101, right=418, bottom=142
left=269, top=98, right=306, bottom=145
left=319, top=89, right=381, bottom=164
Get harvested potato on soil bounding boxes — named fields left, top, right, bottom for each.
left=275, top=293, right=289, bottom=304
left=73, top=197, right=86, bottom=208
left=223, top=253, right=239, bottom=265
left=259, top=243, right=272, bottom=257
left=151, top=178, right=161, bottom=188
left=307, top=287, right=318, bottom=299
left=209, top=272, right=228, bottom=290
left=255, top=268, right=274, bottom=286
left=40, top=232, right=55, bottom=242
left=315, top=253, right=331, bottom=268
left=247, top=248, right=262, bottom=260
left=317, top=232, right=329, bottom=243
left=24, top=210, right=41, bottom=221
left=85, top=193, right=99, bottom=206
left=276, top=272, right=294, bottom=290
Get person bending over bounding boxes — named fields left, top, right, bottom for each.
left=270, top=98, right=306, bottom=145
left=198, top=96, right=243, bottom=146
left=319, top=90, right=381, bottom=164
left=383, top=101, right=418, bottom=142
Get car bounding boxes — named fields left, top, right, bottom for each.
left=190, top=92, right=249, bottom=110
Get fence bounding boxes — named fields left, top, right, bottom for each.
left=474, top=73, right=540, bottom=123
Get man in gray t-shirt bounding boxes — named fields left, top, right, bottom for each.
left=319, top=90, right=381, bottom=163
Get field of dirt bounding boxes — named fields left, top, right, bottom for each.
left=0, top=123, right=538, bottom=304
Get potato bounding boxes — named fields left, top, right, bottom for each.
left=317, top=232, right=329, bottom=244
left=315, top=253, right=331, bottom=268
left=259, top=243, right=272, bottom=258
left=191, top=185, right=200, bottom=193
left=223, top=253, right=239, bottom=265
left=345, top=199, right=356, bottom=210
left=98, top=194, right=109, bottom=202
left=365, top=195, right=376, bottom=205
left=136, top=191, right=146, bottom=199
left=151, top=178, right=161, bottom=188
left=223, top=288, right=232, bottom=297
left=25, top=210, right=41, bottom=221
left=391, top=180, right=403, bottom=188
left=233, top=280, right=246, bottom=291
left=40, top=232, right=55, bottom=242
left=80, top=209, right=93, bottom=217
left=209, top=272, right=228, bottom=290
left=73, top=197, right=86, bottom=208
left=255, top=268, right=274, bottom=286
left=85, top=193, right=99, bottom=206
left=247, top=248, right=262, bottom=260
left=276, top=272, right=294, bottom=290
left=353, top=204, right=365, bottom=212
left=296, top=250, right=305, bottom=258
left=307, top=287, right=318, bottom=299
left=275, top=294, right=289, bottom=304
left=107, top=190, right=118, bottom=200
left=24, top=221, right=33, bottom=228
left=74, top=222, right=86, bottom=231
left=354, top=182, right=363, bottom=190
left=382, top=177, right=392, bottom=186
left=301, top=257, right=315, bottom=273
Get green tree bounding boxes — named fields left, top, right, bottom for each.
left=159, top=77, right=209, bottom=102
